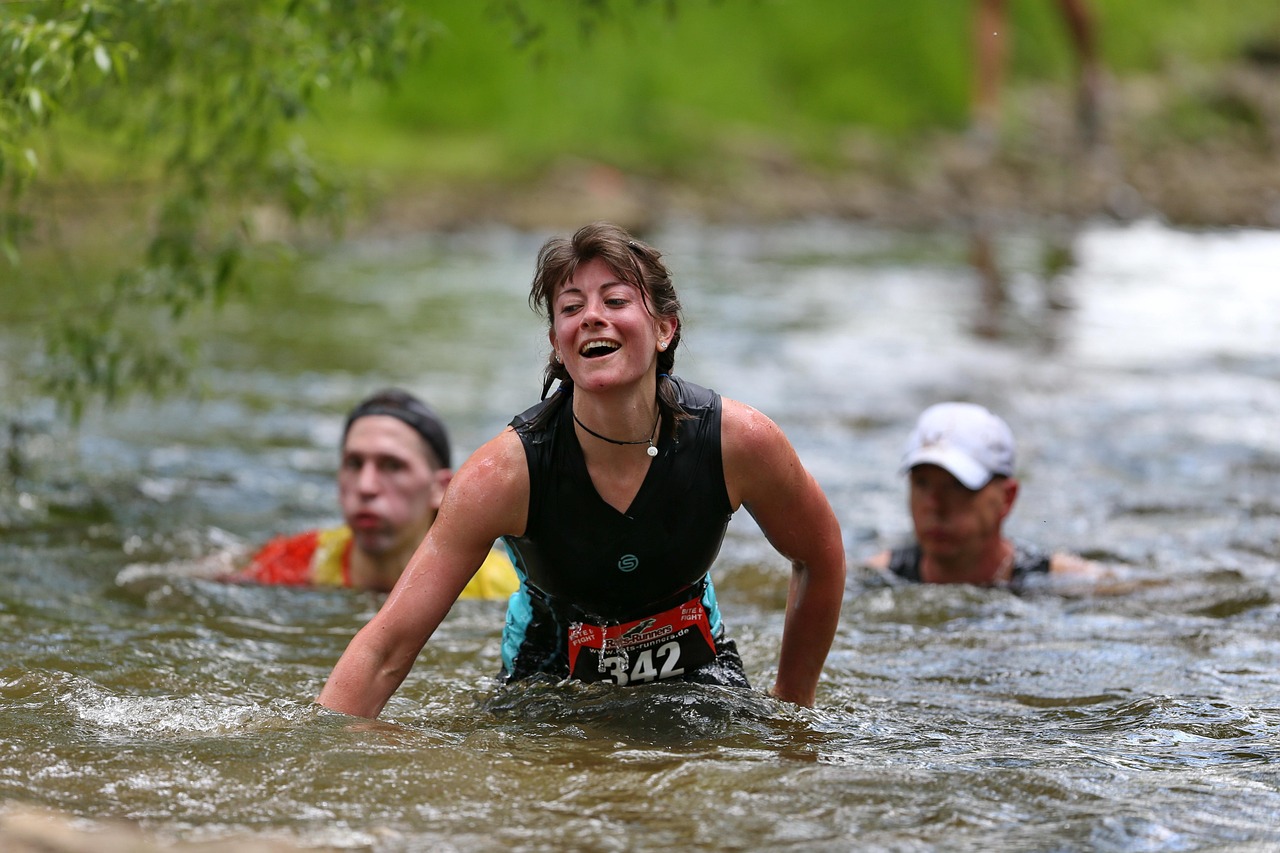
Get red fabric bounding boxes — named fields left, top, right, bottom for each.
left=244, top=530, right=322, bottom=586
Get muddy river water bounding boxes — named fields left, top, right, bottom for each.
left=1, top=219, right=1278, bottom=850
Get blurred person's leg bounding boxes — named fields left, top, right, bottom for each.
left=1054, top=0, right=1102, bottom=147
left=972, top=0, right=1102, bottom=147
left=971, top=0, right=1009, bottom=145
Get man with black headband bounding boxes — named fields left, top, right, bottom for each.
left=233, top=389, right=518, bottom=596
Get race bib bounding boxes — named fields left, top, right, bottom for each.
left=567, top=598, right=716, bottom=686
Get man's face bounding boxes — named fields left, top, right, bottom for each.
left=338, top=416, right=446, bottom=558
left=908, top=464, right=1016, bottom=560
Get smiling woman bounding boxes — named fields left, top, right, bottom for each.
left=315, top=221, right=847, bottom=716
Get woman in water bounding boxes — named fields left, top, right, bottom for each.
left=317, top=222, right=845, bottom=714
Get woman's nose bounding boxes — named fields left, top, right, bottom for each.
left=579, top=296, right=605, bottom=325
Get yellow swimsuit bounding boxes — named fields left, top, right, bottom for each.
left=244, top=525, right=519, bottom=599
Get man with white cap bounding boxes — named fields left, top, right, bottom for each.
left=865, top=402, right=1102, bottom=589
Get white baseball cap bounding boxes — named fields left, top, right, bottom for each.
left=900, top=402, right=1016, bottom=490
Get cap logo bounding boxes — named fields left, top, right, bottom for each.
left=920, top=432, right=946, bottom=449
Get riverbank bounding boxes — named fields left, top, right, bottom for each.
left=0, top=805, right=314, bottom=852
left=355, top=63, right=1280, bottom=236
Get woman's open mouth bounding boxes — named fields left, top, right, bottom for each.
left=579, top=340, right=620, bottom=359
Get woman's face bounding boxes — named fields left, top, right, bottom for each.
left=549, top=256, right=677, bottom=393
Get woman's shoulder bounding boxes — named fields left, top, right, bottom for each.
left=720, top=396, right=785, bottom=446
left=719, top=396, right=802, bottom=505
left=451, top=428, right=527, bottom=492
left=667, top=375, right=718, bottom=411
left=510, top=392, right=562, bottom=431
left=439, top=427, right=529, bottom=538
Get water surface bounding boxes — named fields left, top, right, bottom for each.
left=2, top=220, right=1278, bottom=851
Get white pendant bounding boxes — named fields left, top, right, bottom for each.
left=647, top=445, right=658, bottom=457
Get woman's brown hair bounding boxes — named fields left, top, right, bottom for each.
left=527, top=221, right=688, bottom=437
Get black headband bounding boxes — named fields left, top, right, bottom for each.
left=343, top=394, right=451, bottom=469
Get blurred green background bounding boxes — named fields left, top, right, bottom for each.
left=6, top=0, right=1279, bottom=413
left=303, top=0, right=1280, bottom=187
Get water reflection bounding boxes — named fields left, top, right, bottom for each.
left=1, top=220, right=1279, bottom=850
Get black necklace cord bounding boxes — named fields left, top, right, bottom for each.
left=572, top=409, right=661, bottom=457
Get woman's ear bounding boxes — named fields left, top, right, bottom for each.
left=655, top=316, right=678, bottom=348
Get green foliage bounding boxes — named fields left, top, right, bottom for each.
left=307, top=0, right=1280, bottom=184
left=345, top=0, right=977, bottom=179
left=0, top=6, right=123, bottom=188
left=1093, top=0, right=1280, bottom=72
left=1155, top=85, right=1272, bottom=149
left=1, top=0, right=430, bottom=417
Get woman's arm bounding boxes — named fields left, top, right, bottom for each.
left=316, top=429, right=528, bottom=718
left=721, top=399, right=846, bottom=707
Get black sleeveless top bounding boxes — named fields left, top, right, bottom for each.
left=502, top=377, right=733, bottom=623
left=886, top=541, right=1051, bottom=590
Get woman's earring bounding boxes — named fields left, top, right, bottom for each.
left=553, top=351, right=562, bottom=363
left=658, top=340, right=668, bottom=351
